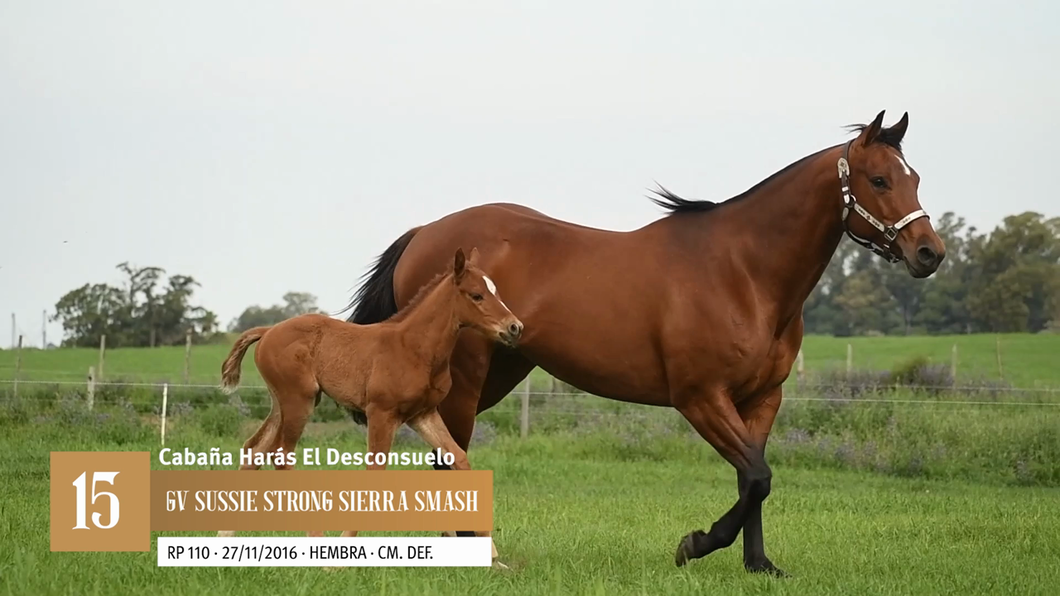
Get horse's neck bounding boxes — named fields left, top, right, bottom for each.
left=717, top=147, right=846, bottom=323
left=395, top=283, right=461, bottom=373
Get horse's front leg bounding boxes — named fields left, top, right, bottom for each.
left=408, top=408, right=506, bottom=570
left=338, top=406, right=400, bottom=539
left=672, top=386, right=787, bottom=577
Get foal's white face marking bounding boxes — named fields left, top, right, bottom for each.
left=894, top=151, right=912, bottom=176
left=481, top=275, right=512, bottom=312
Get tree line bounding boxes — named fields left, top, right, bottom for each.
left=805, top=210, right=1060, bottom=335
left=50, top=262, right=322, bottom=348
left=47, top=209, right=1059, bottom=347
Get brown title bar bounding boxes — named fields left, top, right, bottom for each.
left=50, top=452, right=494, bottom=552
left=150, top=470, right=493, bottom=532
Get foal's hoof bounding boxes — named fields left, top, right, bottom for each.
left=674, top=530, right=705, bottom=567
left=491, top=559, right=511, bottom=571
left=746, top=560, right=790, bottom=578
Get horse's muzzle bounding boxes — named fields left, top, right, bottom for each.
left=499, top=321, right=523, bottom=347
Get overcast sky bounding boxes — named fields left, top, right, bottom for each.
left=2, top=1, right=1057, bottom=348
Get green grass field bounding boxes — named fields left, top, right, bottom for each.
left=2, top=414, right=1059, bottom=596
left=2, top=332, right=1059, bottom=389
left=2, top=333, right=1059, bottom=594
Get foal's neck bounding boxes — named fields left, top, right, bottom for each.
left=395, top=280, right=462, bottom=374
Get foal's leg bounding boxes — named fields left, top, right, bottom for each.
left=672, top=388, right=776, bottom=572
left=338, top=407, right=400, bottom=539
left=218, top=405, right=282, bottom=537
left=432, top=334, right=534, bottom=549
left=267, top=383, right=322, bottom=538
left=736, top=388, right=785, bottom=576
left=408, top=408, right=505, bottom=568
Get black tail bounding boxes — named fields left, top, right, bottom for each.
left=344, top=226, right=421, bottom=325
left=338, top=226, right=421, bottom=425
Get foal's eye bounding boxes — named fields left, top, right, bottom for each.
left=471, top=294, right=484, bottom=302
left=870, top=176, right=888, bottom=189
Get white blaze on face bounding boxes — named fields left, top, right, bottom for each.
left=481, top=275, right=512, bottom=312
left=894, top=152, right=912, bottom=176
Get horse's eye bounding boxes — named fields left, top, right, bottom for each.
left=870, top=176, right=888, bottom=189
left=471, top=294, right=484, bottom=302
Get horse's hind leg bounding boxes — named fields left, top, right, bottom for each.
left=408, top=408, right=505, bottom=568
left=672, top=387, right=782, bottom=575
left=218, top=399, right=282, bottom=537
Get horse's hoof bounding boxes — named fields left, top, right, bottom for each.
left=217, top=530, right=235, bottom=538
left=674, top=530, right=703, bottom=567
left=746, top=560, right=790, bottom=578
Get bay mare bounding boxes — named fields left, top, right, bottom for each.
left=344, top=111, right=946, bottom=575
left=216, top=248, right=523, bottom=564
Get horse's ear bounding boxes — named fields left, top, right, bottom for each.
left=467, top=247, right=480, bottom=266
left=887, top=111, right=910, bottom=146
left=453, top=248, right=467, bottom=281
left=860, top=110, right=887, bottom=146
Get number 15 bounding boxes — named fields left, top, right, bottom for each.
left=72, top=471, right=120, bottom=530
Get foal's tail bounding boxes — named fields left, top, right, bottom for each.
left=220, top=326, right=270, bottom=394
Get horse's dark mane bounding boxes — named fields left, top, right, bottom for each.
left=383, top=270, right=451, bottom=324
left=649, top=144, right=838, bottom=215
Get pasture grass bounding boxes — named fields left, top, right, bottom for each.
left=2, top=332, right=1059, bottom=389
left=1, top=411, right=1059, bottom=596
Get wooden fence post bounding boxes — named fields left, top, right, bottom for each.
left=13, top=335, right=22, bottom=397
left=161, top=383, right=169, bottom=446
left=796, top=349, right=805, bottom=387
left=87, top=366, right=96, bottom=411
left=846, top=343, right=853, bottom=376
left=951, top=344, right=958, bottom=386
left=520, top=378, right=530, bottom=439
left=98, top=335, right=106, bottom=382
left=183, top=330, right=193, bottom=384
left=995, top=335, right=1004, bottom=381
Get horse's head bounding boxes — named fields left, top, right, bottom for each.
left=450, top=247, right=523, bottom=348
left=840, top=110, right=946, bottom=278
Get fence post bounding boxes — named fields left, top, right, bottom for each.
left=951, top=344, right=958, bottom=386
left=13, top=335, right=22, bottom=397
left=161, top=383, right=169, bottom=446
left=846, top=343, right=853, bottom=375
left=796, top=349, right=804, bottom=387
left=98, top=334, right=106, bottom=382
left=183, top=330, right=193, bottom=384
left=520, top=378, right=530, bottom=439
left=995, top=335, right=1004, bottom=381
left=87, top=366, right=96, bottom=411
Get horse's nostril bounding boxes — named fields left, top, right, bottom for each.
left=917, top=246, right=938, bottom=267
left=508, top=323, right=522, bottom=336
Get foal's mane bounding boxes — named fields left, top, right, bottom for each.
left=383, top=269, right=453, bottom=324
left=650, top=122, right=900, bottom=216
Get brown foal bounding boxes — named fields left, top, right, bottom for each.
left=214, top=247, right=522, bottom=562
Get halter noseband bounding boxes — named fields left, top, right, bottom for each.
left=836, top=140, right=928, bottom=264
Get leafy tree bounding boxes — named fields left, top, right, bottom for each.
left=965, top=213, right=1060, bottom=332
left=51, top=263, right=220, bottom=347
left=802, top=210, right=1060, bottom=336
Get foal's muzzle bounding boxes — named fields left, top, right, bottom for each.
left=499, top=321, right=523, bottom=347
